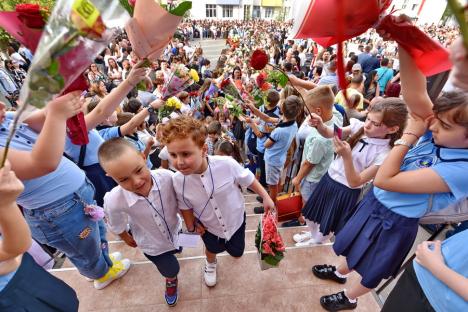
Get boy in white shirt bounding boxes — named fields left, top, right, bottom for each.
left=161, top=116, right=275, bottom=287
left=98, top=138, right=181, bottom=307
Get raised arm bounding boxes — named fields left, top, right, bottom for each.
left=85, top=60, right=147, bottom=130
left=6, top=92, right=83, bottom=180
left=119, top=99, right=165, bottom=136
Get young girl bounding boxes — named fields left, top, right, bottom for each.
left=314, top=41, right=468, bottom=311
left=298, top=98, right=407, bottom=246
left=215, top=139, right=243, bottom=164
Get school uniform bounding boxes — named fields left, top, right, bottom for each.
left=334, top=131, right=468, bottom=289
left=104, top=170, right=182, bottom=278
left=65, top=129, right=117, bottom=206
left=264, top=120, right=298, bottom=185
left=302, top=118, right=390, bottom=236
left=172, top=156, right=255, bottom=257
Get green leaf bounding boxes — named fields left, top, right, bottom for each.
left=118, top=0, right=134, bottom=16
left=278, top=72, right=288, bottom=88
left=170, top=1, right=192, bottom=16
left=48, top=59, right=59, bottom=76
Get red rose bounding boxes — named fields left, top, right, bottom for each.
left=250, top=49, right=269, bottom=70
left=128, top=0, right=137, bottom=7
left=16, top=4, right=46, bottom=29
left=219, top=78, right=230, bottom=90
left=256, top=72, right=267, bottom=87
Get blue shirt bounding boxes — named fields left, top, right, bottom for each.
left=374, top=132, right=468, bottom=218
left=65, top=130, right=103, bottom=167
left=264, top=120, right=298, bottom=166
left=124, top=134, right=153, bottom=168
left=414, top=230, right=468, bottom=312
left=96, top=125, right=122, bottom=141
left=256, top=105, right=280, bottom=154
left=376, top=67, right=394, bottom=92
left=0, top=113, right=85, bottom=209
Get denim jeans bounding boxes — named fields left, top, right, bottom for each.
left=24, top=179, right=112, bottom=279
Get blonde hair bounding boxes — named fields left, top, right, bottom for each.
left=305, top=85, right=334, bottom=111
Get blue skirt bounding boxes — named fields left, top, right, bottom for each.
left=333, top=190, right=419, bottom=289
left=0, top=253, right=79, bottom=311
left=302, top=173, right=361, bottom=236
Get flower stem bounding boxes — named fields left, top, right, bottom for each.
left=0, top=102, right=29, bottom=168
left=269, top=64, right=313, bottom=118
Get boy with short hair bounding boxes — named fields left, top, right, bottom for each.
left=98, top=138, right=181, bottom=307
left=206, top=120, right=222, bottom=155
left=262, top=95, right=301, bottom=203
left=291, top=86, right=339, bottom=246
left=161, top=116, right=274, bottom=287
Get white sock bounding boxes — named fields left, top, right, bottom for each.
left=343, top=289, right=357, bottom=303
left=334, top=270, right=348, bottom=279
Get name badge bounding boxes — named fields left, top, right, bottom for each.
left=177, top=233, right=200, bottom=248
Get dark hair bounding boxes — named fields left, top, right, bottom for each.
left=123, top=98, right=142, bottom=113
left=283, top=62, right=293, bottom=72
left=351, top=74, right=364, bottom=85
left=207, top=120, right=222, bottom=135
left=267, top=90, right=280, bottom=106
left=381, top=58, right=390, bottom=67
left=348, top=97, right=408, bottom=149
left=364, top=70, right=378, bottom=93
left=433, top=91, right=468, bottom=134
left=215, top=140, right=243, bottom=163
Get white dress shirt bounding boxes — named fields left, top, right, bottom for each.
left=328, top=118, right=390, bottom=189
left=172, top=156, right=255, bottom=240
left=104, top=169, right=181, bottom=256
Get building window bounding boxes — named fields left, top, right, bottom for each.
left=265, top=7, right=274, bottom=19
left=244, top=5, right=251, bottom=20
left=253, top=5, right=260, bottom=19
left=206, top=4, right=216, bottom=18
left=222, top=5, right=233, bottom=18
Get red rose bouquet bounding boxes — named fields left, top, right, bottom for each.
left=219, top=78, right=244, bottom=103
left=255, top=212, right=286, bottom=270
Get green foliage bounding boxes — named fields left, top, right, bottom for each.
left=118, top=0, right=134, bottom=16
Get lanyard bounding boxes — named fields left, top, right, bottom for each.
left=182, top=158, right=215, bottom=221
left=143, top=176, right=173, bottom=243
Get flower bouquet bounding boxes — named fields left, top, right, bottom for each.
left=219, top=78, right=244, bottom=103
left=124, top=0, right=192, bottom=61
left=158, top=96, right=181, bottom=122
left=161, top=64, right=197, bottom=100
left=255, top=211, right=286, bottom=270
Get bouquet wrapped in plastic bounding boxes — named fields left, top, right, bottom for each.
left=289, top=0, right=451, bottom=77
left=255, top=211, right=286, bottom=270
left=219, top=78, right=244, bottom=103
left=124, top=0, right=191, bottom=60
left=161, top=65, right=198, bottom=100
left=158, top=96, right=182, bottom=122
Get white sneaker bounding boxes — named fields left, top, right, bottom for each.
left=293, top=231, right=312, bottom=243
left=85, top=252, right=123, bottom=282
left=203, top=259, right=217, bottom=287
left=94, top=259, right=131, bottom=290
left=295, top=238, right=319, bottom=247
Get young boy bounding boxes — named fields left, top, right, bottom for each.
left=249, top=95, right=301, bottom=204
left=291, top=86, right=338, bottom=246
left=98, top=138, right=181, bottom=306
left=161, top=116, right=274, bottom=287
left=206, top=120, right=222, bottom=155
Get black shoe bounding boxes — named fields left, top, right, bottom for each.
left=320, top=291, right=357, bottom=311
left=256, top=196, right=263, bottom=203
left=281, top=219, right=305, bottom=228
left=253, top=206, right=264, bottom=214
left=312, top=264, right=347, bottom=284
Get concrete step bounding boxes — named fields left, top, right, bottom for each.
left=52, top=244, right=380, bottom=312
left=60, top=225, right=309, bottom=269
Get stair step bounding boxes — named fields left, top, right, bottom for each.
left=59, top=226, right=309, bottom=269
left=52, top=246, right=379, bottom=312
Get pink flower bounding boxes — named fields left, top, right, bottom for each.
left=262, top=242, right=274, bottom=256
left=128, top=0, right=136, bottom=7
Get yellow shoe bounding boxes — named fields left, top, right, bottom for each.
left=94, top=259, right=131, bottom=290
left=85, top=252, right=123, bottom=282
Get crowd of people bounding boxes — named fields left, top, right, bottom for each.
left=0, top=15, right=467, bottom=312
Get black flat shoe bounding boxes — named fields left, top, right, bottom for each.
left=312, top=264, right=347, bottom=284
left=320, top=291, right=357, bottom=311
